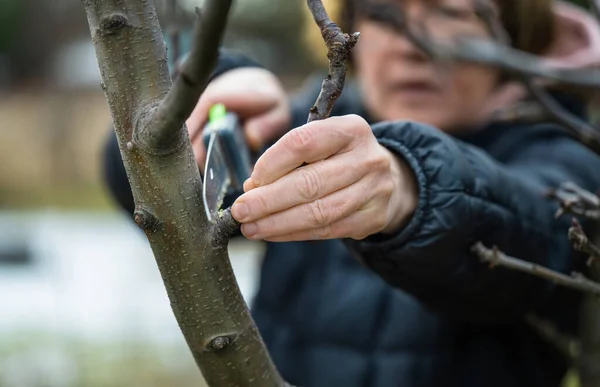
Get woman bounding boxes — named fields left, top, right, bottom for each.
left=103, top=0, right=600, bottom=386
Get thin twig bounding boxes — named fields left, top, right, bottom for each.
left=360, top=2, right=600, bottom=89
left=472, top=0, right=600, bottom=154
left=306, top=0, right=360, bottom=122
left=167, top=0, right=182, bottom=78
left=525, top=81, right=600, bottom=153
left=149, top=1, right=232, bottom=148
left=471, top=242, right=600, bottom=296
left=453, top=38, right=600, bottom=89
left=473, top=0, right=510, bottom=45
left=525, top=313, right=580, bottom=363
left=362, top=1, right=600, bottom=154
left=569, top=218, right=600, bottom=269
left=489, top=101, right=549, bottom=122
left=545, top=182, right=600, bottom=220
left=360, top=3, right=435, bottom=57
left=169, top=28, right=181, bottom=74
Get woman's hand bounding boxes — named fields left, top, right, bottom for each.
left=185, top=67, right=290, bottom=168
left=231, top=115, right=419, bottom=241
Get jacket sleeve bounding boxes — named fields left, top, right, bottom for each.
left=101, top=49, right=263, bottom=215
left=344, top=120, right=600, bottom=322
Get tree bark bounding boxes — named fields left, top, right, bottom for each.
left=80, top=0, right=285, bottom=385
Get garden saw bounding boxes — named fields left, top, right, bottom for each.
left=202, top=104, right=252, bottom=223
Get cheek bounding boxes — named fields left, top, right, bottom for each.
left=454, top=66, right=497, bottom=96
left=354, top=50, right=388, bottom=115
left=353, top=22, right=395, bottom=110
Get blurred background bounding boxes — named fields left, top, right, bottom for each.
left=1, top=0, right=595, bottom=386
left=0, top=0, right=325, bottom=385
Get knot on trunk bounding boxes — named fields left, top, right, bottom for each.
left=100, top=14, right=129, bottom=35
left=205, top=335, right=235, bottom=352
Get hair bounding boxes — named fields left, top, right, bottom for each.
left=304, top=0, right=557, bottom=65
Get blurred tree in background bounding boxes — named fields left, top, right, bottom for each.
left=0, top=0, right=321, bottom=210
left=0, top=0, right=596, bottom=209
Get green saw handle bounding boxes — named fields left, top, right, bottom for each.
left=202, top=104, right=252, bottom=192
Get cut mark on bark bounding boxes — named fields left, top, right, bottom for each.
left=212, top=208, right=240, bottom=247
left=134, top=208, right=161, bottom=233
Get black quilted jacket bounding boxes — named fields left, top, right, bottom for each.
left=102, top=50, right=600, bottom=387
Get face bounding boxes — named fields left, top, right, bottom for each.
left=353, top=0, right=502, bottom=132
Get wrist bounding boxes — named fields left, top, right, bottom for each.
left=381, top=147, right=418, bottom=234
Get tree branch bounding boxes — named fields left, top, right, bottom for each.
left=165, top=0, right=183, bottom=78
left=545, top=182, right=600, bottom=221
left=525, top=313, right=580, bottom=364
left=472, top=0, right=600, bottom=155
left=489, top=101, right=549, bottom=123
left=360, top=1, right=600, bottom=154
left=525, top=81, right=600, bottom=153
left=146, top=1, right=232, bottom=150
left=569, top=218, right=600, bottom=269
left=306, top=0, right=359, bottom=122
left=361, top=2, right=600, bottom=87
left=471, top=242, right=600, bottom=296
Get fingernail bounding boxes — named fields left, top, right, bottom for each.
left=232, top=202, right=249, bottom=221
left=242, top=222, right=258, bottom=238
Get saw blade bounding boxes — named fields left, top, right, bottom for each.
left=202, top=132, right=232, bottom=222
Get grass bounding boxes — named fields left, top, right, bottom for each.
left=0, top=332, right=207, bottom=387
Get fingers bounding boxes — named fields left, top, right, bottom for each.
left=184, top=68, right=289, bottom=168
left=187, top=89, right=279, bottom=143
left=262, top=209, right=378, bottom=242
left=186, top=90, right=283, bottom=170
left=239, top=176, right=377, bottom=240
left=244, top=102, right=290, bottom=151
left=231, top=120, right=407, bottom=242
left=232, top=151, right=366, bottom=223
left=250, top=115, right=368, bottom=187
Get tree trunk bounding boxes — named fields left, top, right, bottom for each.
left=80, top=0, right=286, bottom=385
